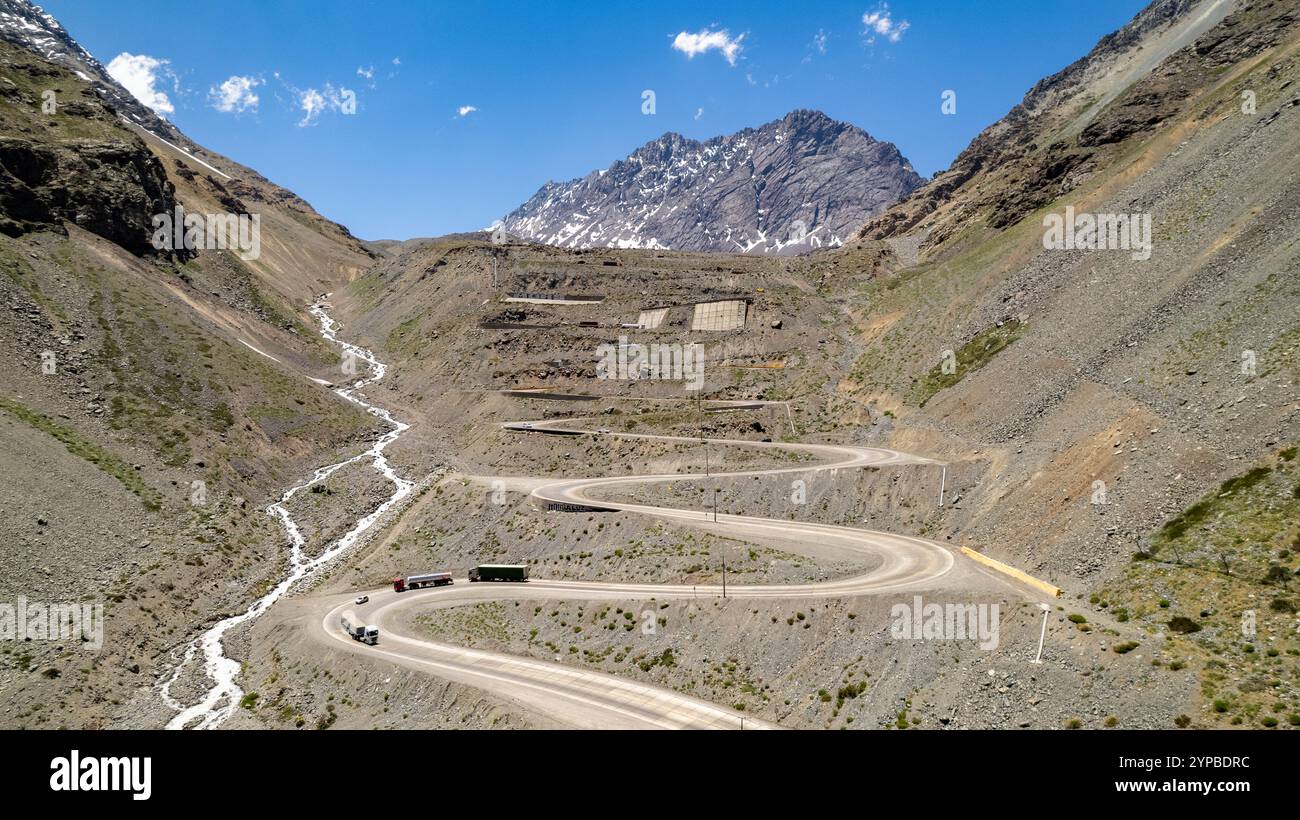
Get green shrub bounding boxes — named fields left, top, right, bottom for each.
left=837, top=681, right=868, bottom=701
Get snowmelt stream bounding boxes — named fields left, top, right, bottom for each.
left=160, top=302, right=414, bottom=729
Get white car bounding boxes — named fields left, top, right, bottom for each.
left=354, top=595, right=369, bottom=605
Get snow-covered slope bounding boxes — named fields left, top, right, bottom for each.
left=499, top=109, right=924, bottom=255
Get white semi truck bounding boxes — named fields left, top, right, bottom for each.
left=340, top=610, right=379, bottom=645
left=393, top=571, right=454, bottom=592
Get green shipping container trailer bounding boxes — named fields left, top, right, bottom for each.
left=468, top=564, right=529, bottom=582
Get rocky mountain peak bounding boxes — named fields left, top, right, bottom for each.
left=500, top=109, right=923, bottom=255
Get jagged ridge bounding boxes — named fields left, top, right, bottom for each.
left=500, top=109, right=923, bottom=255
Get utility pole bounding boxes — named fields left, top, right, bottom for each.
left=721, top=555, right=727, bottom=599
left=704, top=441, right=709, bottom=476
left=713, top=488, right=719, bottom=522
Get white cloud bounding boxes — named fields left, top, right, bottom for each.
left=671, top=28, right=744, bottom=66
left=694, top=107, right=704, bottom=120
left=803, top=28, right=829, bottom=63
left=456, top=105, right=478, bottom=118
left=107, top=53, right=176, bottom=115
left=296, top=83, right=355, bottom=127
left=862, top=4, right=909, bottom=44
left=357, top=65, right=374, bottom=80
left=391, top=57, right=401, bottom=65
left=208, top=75, right=261, bottom=113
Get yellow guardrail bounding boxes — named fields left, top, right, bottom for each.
left=960, top=547, right=1062, bottom=598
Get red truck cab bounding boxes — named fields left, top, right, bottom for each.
left=392, top=577, right=406, bottom=592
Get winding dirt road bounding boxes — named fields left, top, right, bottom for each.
left=165, top=297, right=1028, bottom=730
left=311, top=421, right=1025, bottom=729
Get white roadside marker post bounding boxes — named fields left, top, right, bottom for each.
left=938, top=465, right=947, bottom=508
left=1032, top=603, right=1050, bottom=664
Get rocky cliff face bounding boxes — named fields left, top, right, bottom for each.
left=0, top=0, right=374, bottom=273
left=0, top=38, right=176, bottom=254
left=500, top=109, right=923, bottom=255
left=0, top=135, right=174, bottom=254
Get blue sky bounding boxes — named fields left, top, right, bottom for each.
left=42, top=0, right=1148, bottom=240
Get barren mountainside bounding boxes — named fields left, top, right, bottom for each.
left=0, top=3, right=380, bottom=728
